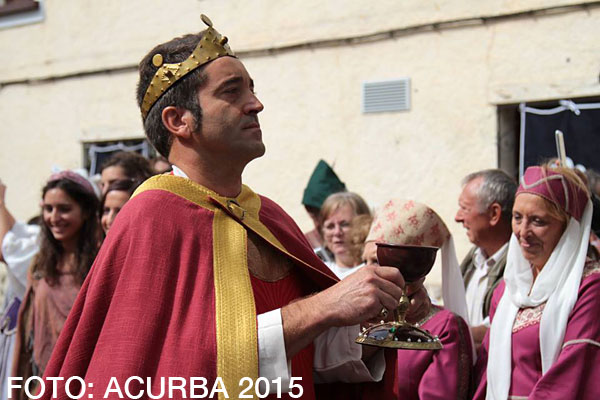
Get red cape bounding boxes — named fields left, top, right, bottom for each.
left=39, top=176, right=393, bottom=399
left=38, top=177, right=339, bottom=399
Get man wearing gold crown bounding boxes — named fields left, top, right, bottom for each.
left=37, top=15, right=421, bottom=400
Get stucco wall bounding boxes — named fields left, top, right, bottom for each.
left=2, top=0, right=598, bottom=82
left=1, top=1, right=599, bottom=289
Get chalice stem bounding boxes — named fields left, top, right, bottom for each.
left=396, top=292, right=410, bottom=324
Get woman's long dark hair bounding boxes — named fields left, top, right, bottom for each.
left=34, top=178, right=101, bottom=285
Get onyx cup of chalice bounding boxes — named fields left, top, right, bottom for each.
left=355, top=243, right=443, bottom=350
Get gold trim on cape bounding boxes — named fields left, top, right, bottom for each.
left=213, top=209, right=257, bottom=398
left=134, top=176, right=258, bottom=398
left=134, top=175, right=329, bottom=277
left=133, top=175, right=333, bottom=397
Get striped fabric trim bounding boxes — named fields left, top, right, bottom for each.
left=562, top=338, right=600, bottom=349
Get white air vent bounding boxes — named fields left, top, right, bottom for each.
left=362, top=78, right=410, bottom=113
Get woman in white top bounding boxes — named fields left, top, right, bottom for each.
left=319, top=192, right=371, bottom=279
left=0, top=180, right=40, bottom=400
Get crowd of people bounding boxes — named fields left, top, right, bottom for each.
left=0, top=152, right=164, bottom=399
left=305, top=160, right=600, bottom=399
left=0, top=13, right=599, bottom=400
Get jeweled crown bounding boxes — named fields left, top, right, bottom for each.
left=141, top=14, right=236, bottom=119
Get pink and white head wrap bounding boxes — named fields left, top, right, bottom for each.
left=517, top=166, right=588, bottom=221
left=366, top=199, right=469, bottom=322
left=366, top=199, right=450, bottom=248
left=47, top=170, right=97, bottom=197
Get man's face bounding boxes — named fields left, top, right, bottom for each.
left=455, top=177, right=492, bottom=247
left=193, top=57, right=265, bottom=163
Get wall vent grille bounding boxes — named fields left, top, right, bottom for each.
left=362, top=78, right=410, bottom=113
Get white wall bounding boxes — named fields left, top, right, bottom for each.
left=1, top=0, right=599, bottom=288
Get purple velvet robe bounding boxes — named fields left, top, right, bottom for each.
left=474, top=260, right=600, bottom=399
left=394, top=306, right=472, bottom=400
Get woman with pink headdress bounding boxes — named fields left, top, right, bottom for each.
left=474, top=162, right=600, bottom=399
left=363, top=199, right=472, bottom=400
left=11, top=171, right=102, bottom=399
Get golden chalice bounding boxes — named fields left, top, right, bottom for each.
left=356, top=243, right=443, bottom=350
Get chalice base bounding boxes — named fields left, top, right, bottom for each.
left=355, top=321, right=443, bottom=350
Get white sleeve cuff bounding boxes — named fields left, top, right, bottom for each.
left=257, top=309, right=291, bottom=394
left=1, top=222, right=40, bottom=284
left=313, top=325, right=385, bottom=383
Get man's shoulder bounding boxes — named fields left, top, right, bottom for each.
left=114, top=186, right=216, bottom=234
left=128, top=186, right=210, bottom=211
left=131, top=175, right=221, bottom=211
left=459, top=246, right=478, bottom=273
left=494, top=242, right=510, bottom=263
left=489, top=243, right=510, bottom=276
left=256, top=194, right=297, bottom=225
left=257, top=193, right=287, bottom=213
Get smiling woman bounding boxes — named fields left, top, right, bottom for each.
left=474, top=162, right=600, bottom=400
left=511, top=193, right=567, bottom=276
left=42, top=188, right=86, bottom=249
left=11, top=171, right=102, bottom=400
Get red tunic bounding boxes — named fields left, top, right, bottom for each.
left=250, top=272, right=316, bottom=399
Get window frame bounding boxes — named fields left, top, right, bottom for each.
left=0, top=0, right=39, bottom=18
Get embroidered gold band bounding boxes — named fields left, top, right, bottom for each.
left=133, top=175, right=336, bottom=399
left=213, top=209, right=258, bottom=399
left=133, top=176, right=258, bottom=398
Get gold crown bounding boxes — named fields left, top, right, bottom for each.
left=141, top=14, right=236, bottom=119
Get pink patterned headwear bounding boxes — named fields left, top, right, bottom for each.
left=517, top=166, right=588, bottom=221
left=47, top=170, right=96, bottom=196
left=365, top=199, right=450, bottom=247
left=366, top=199, right=470, bottom=323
